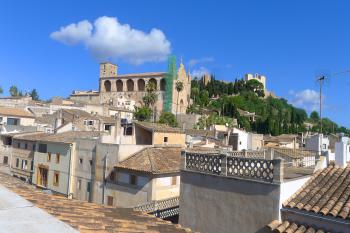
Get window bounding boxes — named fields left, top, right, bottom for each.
left=30, top=161, right=34, bottom=171
left=323, top=144, right=327, bottom=149
left=164, top=137, right=168, bottom=143
left=7, top=118, right=19, bottom=126
left=77, top=179, right=82, bottom=190
left=84, top=120, right=94, bottom=126
left=172, top=176, right=177, bottom=185
left=129, top=174, right=137, bottom=185
left=38, top=144, right=47, bottom=153
left=17, top=142, right=20, bottom=148
left=47, top=153, right=51, bottom=162
left=87, top=182, right=91, bottom=192
left=56, top=153, right=60, bottom=164
left=79, top=158, right=83, bottom=164
left=89, top=160, right=93, bottom=166
left=16, top=158, right=19, bottom=168
left=104, top=124, right=112, bottom=132
left=32, top=144, right=36, bottom=151
left=109, top=171, right=115, bottom=181
left=107, top=196, right=114, bottom=206
left=21, top=160, right=27, bottom=170
left=53, top=172, right=59, bottom=186
left=24, top=143, right=28, bottom=149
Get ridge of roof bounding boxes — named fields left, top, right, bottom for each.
left=283, top=164, right=350, bottom=220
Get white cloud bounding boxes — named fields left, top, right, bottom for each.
left=188, top=57, right=214, bottom=67
left=50, top=16, right=171, bottom=65
left=289, top=89, right=321, bottom=111
left=191, top=66, right=210, bottom=78
left=50, top=20, right=92, bottom=45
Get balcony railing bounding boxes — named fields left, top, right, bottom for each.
left=183, top=151, right=283, bottom=183
left=133, top=197, right=179, bottom=219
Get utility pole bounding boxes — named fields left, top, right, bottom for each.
left=317, top=76, right=325, bottom=134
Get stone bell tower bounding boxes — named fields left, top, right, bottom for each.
left=100, top=62, right=118, bottom=78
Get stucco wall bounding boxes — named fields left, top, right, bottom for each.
left=179, top=170, right=281, bottom=233
left=33, top=142, right=71, bottom=195
left=153, top=132, right=186, bottom=146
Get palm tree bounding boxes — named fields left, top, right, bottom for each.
left=175, top=81, right=184, bottom=119
left=142, top=82, right=158, bottom=122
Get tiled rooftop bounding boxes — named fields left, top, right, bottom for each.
left=284, top=164, right=350, bottom=219
left=267, top=220, right=330, bottom=233
left=0, top=107, right=34, bottom=118
left=13, top=131, right=101, bottom=143
left=116, top=147, right=182, bottom=174
left=134, top=121, right=184, bottom=133
left=0, top=172, right=192, bottom=233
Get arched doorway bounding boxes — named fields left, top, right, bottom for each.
left=127, top=79, right=134, bottom=91
left=138, top=79, right=145, bottom=91
left=104, top=80, right=111, bottom=92
left=160, top=79, right=166, bottom=91
left=116, top=80, right=123, bottom=92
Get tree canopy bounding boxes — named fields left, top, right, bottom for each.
left=189, top=75, right=349, bottom=135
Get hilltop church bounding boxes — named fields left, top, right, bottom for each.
left=70, top=61, right=192, bottom=115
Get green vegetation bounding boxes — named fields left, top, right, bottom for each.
left=175, top=80, right=184, bottom=119
left=0, top=86, right=3, bottom=95
left=134, top=107, right=152, bottom=121
left=135, top=82, right=158, bottom=122
left=158, top=112, right=177, bottom=127
left=8, top=85, right=40, bottom=100
left=189, top=76, right=350, bottom=135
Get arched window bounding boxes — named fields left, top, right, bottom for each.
left=116, top=80, right=123, bottom=92
left=149, top=78, right=157, bottom=90
left=138, top=79, right=145, bottom=91
left=180, top=99, right=184, bottom=106
left=127, top=79, right=134, bottom=91
left=104, top=80, right=111, bottom=92
left=160, top=79, right=166, bottom=91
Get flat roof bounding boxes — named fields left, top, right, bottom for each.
left=0, top=172, right=192, bottom=233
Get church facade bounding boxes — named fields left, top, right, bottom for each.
left=70, top=62, right=191, bottom=115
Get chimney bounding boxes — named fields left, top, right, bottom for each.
left=335, top=136, right=349, bottom=168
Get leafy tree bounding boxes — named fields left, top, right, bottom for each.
left=29, top=89, right=39, bottom=101
left=9, top=85, right=19, bottom=97
left=0, top=86, right=3, bottom=95
left=310, top=111, right=320, bottom=122
left=142, top=82, right=158, bottom=108
left=158, top=112, right=178, bottom=127
left=134, top=107, right=152, bottom=121
left=175, top=80, right=184, bottom=119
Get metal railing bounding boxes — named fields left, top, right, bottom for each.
left=133, top=197, right=179, bottom=219
left=184, top=151, right=282, bottom=183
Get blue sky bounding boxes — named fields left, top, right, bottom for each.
left=0, top=1, right=349, bottom=127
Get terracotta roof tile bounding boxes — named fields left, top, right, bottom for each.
left=267, top=220, right=330, bottom=233
left=0, top=107, right=34, bottom=118
left=135, top=121, right=184, bottom=133
left=284, top=165, right=350, bottom=220
left=13, top=131, right=102, bottom=143
left=116, top=147, right=182, bottom=174
left=0, top=172, right=192, bottom=233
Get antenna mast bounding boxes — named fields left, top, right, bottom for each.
left=317, top=76, right=325, bottom=134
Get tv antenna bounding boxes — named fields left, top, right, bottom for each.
left=316, top=69, right=350, bottom=134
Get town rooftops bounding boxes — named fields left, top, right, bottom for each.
left=267, top=220, right=329, bottom=233
left=71, top=90, right=99, bottom=96
left=0, top=107, right=34, bottom=118
left=134, top=121, right=184, bottom=133
left=13, top=131, right=101, bottom=144
left=283, top=164, right=350, bottom=220
left=0, top=172, right=191, bottom=233
left=59, top=109, right=117, bottom=124
left=116, top=147, right=182, bottom=175
left=185, top=129, right=215, bottom=138
left=101, top=72, right=166, bottom=79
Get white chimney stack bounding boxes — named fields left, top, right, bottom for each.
left=335, top=136, right=349, bottom=168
